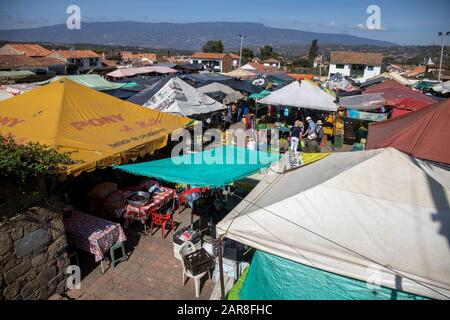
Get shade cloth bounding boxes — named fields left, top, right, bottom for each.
left=217, top=148, right=450, bottom=300
left=116, top=146, right=280, bottom=187
left=129, top=77, right=227, bottom=117
left=367, top=98, right=450, bottom=165
left=258, top=80, right=338, bottom=112
left=40, top=74, right=126, bottom=91
left=0, top=79, right=190, bottom=176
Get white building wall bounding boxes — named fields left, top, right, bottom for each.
left=328, top=63, right=351, bottom=78
left=362, top=65, right=381, bottom=81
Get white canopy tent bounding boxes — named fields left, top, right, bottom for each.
left=197, top=82, right=244, bottom=105
left=139, top=77, right=227, bottom=117
left=217, top=148, right=450, bottom=299
left=258, top=80, right=338, bottom=112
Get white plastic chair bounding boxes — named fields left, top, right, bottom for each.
left=179, top=241, right=211, bottom=298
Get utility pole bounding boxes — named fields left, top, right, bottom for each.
left=438, top=31, right=450, bottom=82
left=238, top=34, right=246, bottom=68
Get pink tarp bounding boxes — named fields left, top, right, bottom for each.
left=367, top=98, right=450, bottom=164
left=107, top=66, right=177, bottom=78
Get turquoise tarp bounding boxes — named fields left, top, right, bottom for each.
left=239, top=250, right=427, bottom=300
left=115, top=146, right=279, bottom=187
left=249, top=90, right=271, bottom=100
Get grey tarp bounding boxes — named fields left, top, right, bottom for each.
left=339, top=93, right=385, bottom=110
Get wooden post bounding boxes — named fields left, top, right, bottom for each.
left=217, top=236, right=226, bottom=300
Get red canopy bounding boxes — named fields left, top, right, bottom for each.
left=367, top=98, right=450, bottom=164
left=364, top=80, right=437, bottom=117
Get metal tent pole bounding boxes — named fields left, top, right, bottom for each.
left=217, top=236, right=226, bottom=300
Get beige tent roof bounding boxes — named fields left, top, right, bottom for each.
left=222, top=68, right=256, bottom=79
left=217, top=148, right=450, bottom=299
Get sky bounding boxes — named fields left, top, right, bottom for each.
left=0, top=0, right=449, bottom=45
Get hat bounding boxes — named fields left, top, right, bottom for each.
left=317, top=120, right=323, bottom=125
left=294, top=120, right=303, bottom=127
left=306, top=116, right=312, bottom=121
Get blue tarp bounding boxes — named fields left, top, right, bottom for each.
left=115, top=146, right=279, bottom=187
left=239, top=250, right=427, bottom=300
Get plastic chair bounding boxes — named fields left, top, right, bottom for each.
left=178, top=241, right=211, bottom=298
left=150, top=206, right=175, bottom=239
left=178, top=187, right=209, bottom=215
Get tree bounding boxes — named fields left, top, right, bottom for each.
left=308, top=39, right=319, bottom=63
left=259, top=45, right=277, bottom=60
left=241, top=48, right=254, bottom=64
left=202, top=40, right=224, bottom=53
left=0, top=136, right=74, bottom=189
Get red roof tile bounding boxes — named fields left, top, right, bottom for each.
left=51, top=50, right=101, bottom=59
left=330, top=51, right=383, bottom=65
left=3, top=43, right=51, bottom=57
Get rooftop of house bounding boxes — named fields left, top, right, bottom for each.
left=2, top=43, right=51, bottom=57
left=191, top=52, right=236, bottom=60
left=263, top=58, right=280, bottom=63
left=51, top=50, right=101, bottom=59
left=404, top=65, right=427, bottom=77
left=121, top=51, right=158, bottom=61
left=330, top=51, right=383, bottom=66
left=0, top=55, right=64, bottom=68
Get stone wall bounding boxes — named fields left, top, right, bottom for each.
left=0, top=206, right=70, bottom=300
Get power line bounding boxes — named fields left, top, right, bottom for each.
left=227, top=193, right=449, bottom=299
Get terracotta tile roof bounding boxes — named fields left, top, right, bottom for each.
left=34, top=57, right=66, bottom=65
left=330, top=51, right=383, bottom=65
left=0, top=55, right=41, bottom=68
left=191, top=52, right=233, bottom=60
left=4, top=43, right=51, bottom=57
left=120, top=51, right=158, bottom=61
left=0, top=55, right=66, bottom=68
left=51, top=50, right=101, bottom=59
left=404, top=65, right=426, bottom=77
left=228, top=53, right=241, bottom=59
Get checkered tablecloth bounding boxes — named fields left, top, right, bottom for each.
left=124, top=187, right=177, bottom=224
left=63, top=211, right=127, bottom=262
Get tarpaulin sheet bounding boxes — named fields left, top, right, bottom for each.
left=40, top=74, right=127, bottom=91
left=239, top=250, right=427, bottom=300
left=367, top=98, right=450, bottom=164
left=116, top=146, right=280, bottom=187
left=0, top=79, right=190, bottom=176
left=129, top=77, right=227, bottom=116
left=364, top=80, right=436, bottom=114
left=217, top=149, right=450, bottom=299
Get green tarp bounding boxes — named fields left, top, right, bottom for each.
left=39, top=74, right=126, bottom=91
left=116, top=146, right=279, bottom=187
left=249, top=90, right=271, bottom=100
left=239, top=250, right=427, bottom=300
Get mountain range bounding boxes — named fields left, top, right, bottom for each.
left=0, top=22, right=395, bottom=50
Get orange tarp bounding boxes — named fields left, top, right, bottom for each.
left=287, top=73, right=315, bottom=81
left=0, top=79, right=190, bottom=176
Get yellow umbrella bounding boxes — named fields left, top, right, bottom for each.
left=0, top=79, right=190, bottom=176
